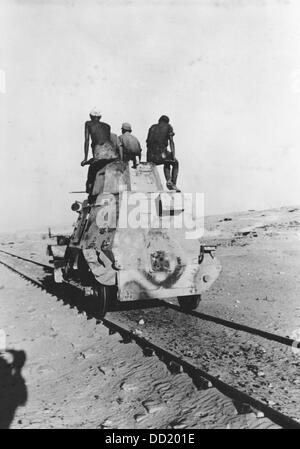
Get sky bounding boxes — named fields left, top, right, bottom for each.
left=0, top=0, right=300, bottom=232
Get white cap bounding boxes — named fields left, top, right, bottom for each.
left=90, top=107, right=102, bottom=117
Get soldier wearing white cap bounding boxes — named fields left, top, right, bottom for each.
left=81, top=108, right=115, bottom=166
left=82, top=108, right=118, bottom=195
left=118, top=122, right=142, bottom=168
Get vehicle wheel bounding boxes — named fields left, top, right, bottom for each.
left=177, top=294, right=201, bottom=311
left=95, top=284, right=118, bottom=318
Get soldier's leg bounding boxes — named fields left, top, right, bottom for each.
left=171, top=158, right=179, bottom=185
left=86, top=164, right=95, bottom=193
left=132, top=155, right=137, bottom=169
left=163, top=163, right=171, bottom=183
left=86, top=159, right=109, bottom=194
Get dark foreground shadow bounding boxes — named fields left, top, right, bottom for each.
left=0, top=350, right=27, bottom=429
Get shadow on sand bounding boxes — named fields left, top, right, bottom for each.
left=0, top=350, right=27, bottom=429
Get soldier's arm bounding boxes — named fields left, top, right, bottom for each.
left=81, top=122, right=90, bottom=166
left=138, top=140, right=142, bottom=162
left=146, top=127, right=152, bottom=150
left=169, top=127, right=175, bottom=160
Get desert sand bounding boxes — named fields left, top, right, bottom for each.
left=0, top=205, right=299, bottom=428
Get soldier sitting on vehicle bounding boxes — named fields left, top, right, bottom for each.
left=81, top=108, right=118, bottom=194
left=118, top=122, right=142, bottom=169
left=146, top=115, right=180, bottom=192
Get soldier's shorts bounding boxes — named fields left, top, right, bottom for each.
left=123, top=148, right=141, bottom=163
left=147, top=148, right=174, bottom=165
left=93, top=141, right=118, bottom=160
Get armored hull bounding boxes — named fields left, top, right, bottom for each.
left=48, top=161, right=221, bottom=316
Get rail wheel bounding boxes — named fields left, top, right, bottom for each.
left=95, top=284, right=118, bottom=318
left=177, top=294, right=201, bottom=312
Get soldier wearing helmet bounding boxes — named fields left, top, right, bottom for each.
left=146, top=115, right=180, bottom=192
left=118, top=122, right=142, bottom=169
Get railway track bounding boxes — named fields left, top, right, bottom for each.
left=0, top=248, right=53, bottom=270
left=0, top=248, right=300, bottom=429
left=0, top=249, right=299, bottom=350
